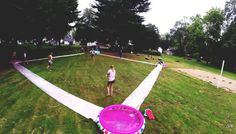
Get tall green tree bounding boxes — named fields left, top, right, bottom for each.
left=186, top=15, right=205, bottom=59
left=160, top=33, right=171, bottom=50
left=0, top=0, right=78, bottom=46
left=170, top=18, right=190, bottom=56
left=93, top=0, right=150, bottom=48
left=222, top=0, right=236, bottom=71
left=39, top=0, right=78, bottom=45
left=0, top=0, right=29, bottom=44
left=224, top=0, right=236, bottom=28
left=134, top=24, right=160, bottom=51
left=75, top=8, right=97, bottom=44
left=222, top=22, right=236, bottom=71
left=203, top=8, right=224, bottom=64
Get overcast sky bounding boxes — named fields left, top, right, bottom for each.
left=78, top=0, right=227, bottom=34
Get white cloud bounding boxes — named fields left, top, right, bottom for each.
left=78, top=0, right=227, bottom=34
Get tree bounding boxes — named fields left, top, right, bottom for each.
left=0, top=0, right=78, bottom=46
left=160, top=33, right=172, bottom=50
left=81, top=8, right=97, bottom=27
left=186, top=15, right=205, bottom=59
left=224, top=0, right=236, bottom=28
left=75, top=8, right=97, bottom=44
left=134, top=24, right=160, bottom=51
left=203, top=8, right=224, bottom=64
left=222, top=0, right=236, bottom=71
left=93, top=0, right=150, bottom=48
left=41, top=0, right=78, bottom=45
left=0, top=0, right=29, bottom=44
left=170, top=18, right=190, bottom=56
left=222, top=21, right=236, bottom=71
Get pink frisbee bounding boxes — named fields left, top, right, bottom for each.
left=97, top=104, right=145, bottom=134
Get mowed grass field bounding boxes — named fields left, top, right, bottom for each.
left=0, top=53, right=236, bottom=133
left=119, top=53, right=236, bottom=80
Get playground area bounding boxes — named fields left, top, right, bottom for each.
left=0, top=52, right=236, bottom=133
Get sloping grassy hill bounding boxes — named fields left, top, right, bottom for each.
left=0, top=54, right=235, bottom=133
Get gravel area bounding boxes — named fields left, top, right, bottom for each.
left=175, top=68, right=236, bottom=93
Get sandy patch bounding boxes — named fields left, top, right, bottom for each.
left=174, top=68, right=236, bottom=93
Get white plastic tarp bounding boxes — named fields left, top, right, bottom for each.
left=13, top=63, right=103, bottom=121
left=122, top=64, right=163, bottom=109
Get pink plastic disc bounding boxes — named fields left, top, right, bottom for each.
left=99, top=104, right=145, bottom=134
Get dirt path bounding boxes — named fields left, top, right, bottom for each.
left=175, top=68, right=236, bottom=93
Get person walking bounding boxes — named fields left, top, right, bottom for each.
left=106, top=65, right=116, bottom=96
left=47, top=52, right=53, bottom=71
left=90, top=49, right=96, bottom=62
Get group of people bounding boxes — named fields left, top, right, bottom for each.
left=12, top=50, right=116, bottom=96
left=11, top=47, right=164, bottom=97
left=11, top=51, right=53, bottom=70
left=89, top=48, right=116, bottom=96
left=11, top=51, right=28, bottom=65
left=46, top=51, right=116, bottom=96
left=11, top=48, right=164, bottom=97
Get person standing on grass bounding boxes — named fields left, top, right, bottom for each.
left=119, top=47, right=123, bottom=58
left=47, top=52, right=53, bottom=71
left=12, top=51, right=17, bottom=61
left=90, top=49, right=96, bottom=62
left=106, top=65, right=116, bottom=96
left=23, top=51, right=28, bottom=65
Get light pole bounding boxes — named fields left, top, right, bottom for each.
left=217, top=60, right=225, bottom=88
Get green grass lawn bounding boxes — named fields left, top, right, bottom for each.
left=119, top=53, right=236, bottom=81
left=0, top=54, right=236, bottom=133
left=0, top=45, right=81, bottom=68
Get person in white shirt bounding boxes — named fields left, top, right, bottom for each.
left=90, top=49, right=96, bottom=62
left=23, top=51, right=28, bottom=65
left=47, top=52, right=53, bottom=71
left=106, top=65, right=116, bottom=96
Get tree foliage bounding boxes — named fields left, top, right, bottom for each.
left=222, top=0, right=236, bottom=71
left=187, top=15, right=205, bottom=58
left=160, top=34, right=171, bottom=50
left=203, top=8, right=224, bottom=64
left=93, top=0, right=151, bottom=48
left=169, top=5, right=236, bottom=71
left=224, top=0, right=236, bottom=27
left=75, top=8, right=97, bottom=44
left=0, top=0, right=78, bottom=45
left=170, top=18, right=190, bottom=56
left=134, top=24, right=160, bottom=51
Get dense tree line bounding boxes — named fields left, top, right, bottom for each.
left=0, top=0, right=235, bottom=71
left=0, top=0, right=160, bottom=50
left=74, top=8, right=98, bottom=45
left=0, top=0, right=78, bottom=46
left=169, top=0, right=236, bottom=71
left=75, top=0, right=160, bottom=51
